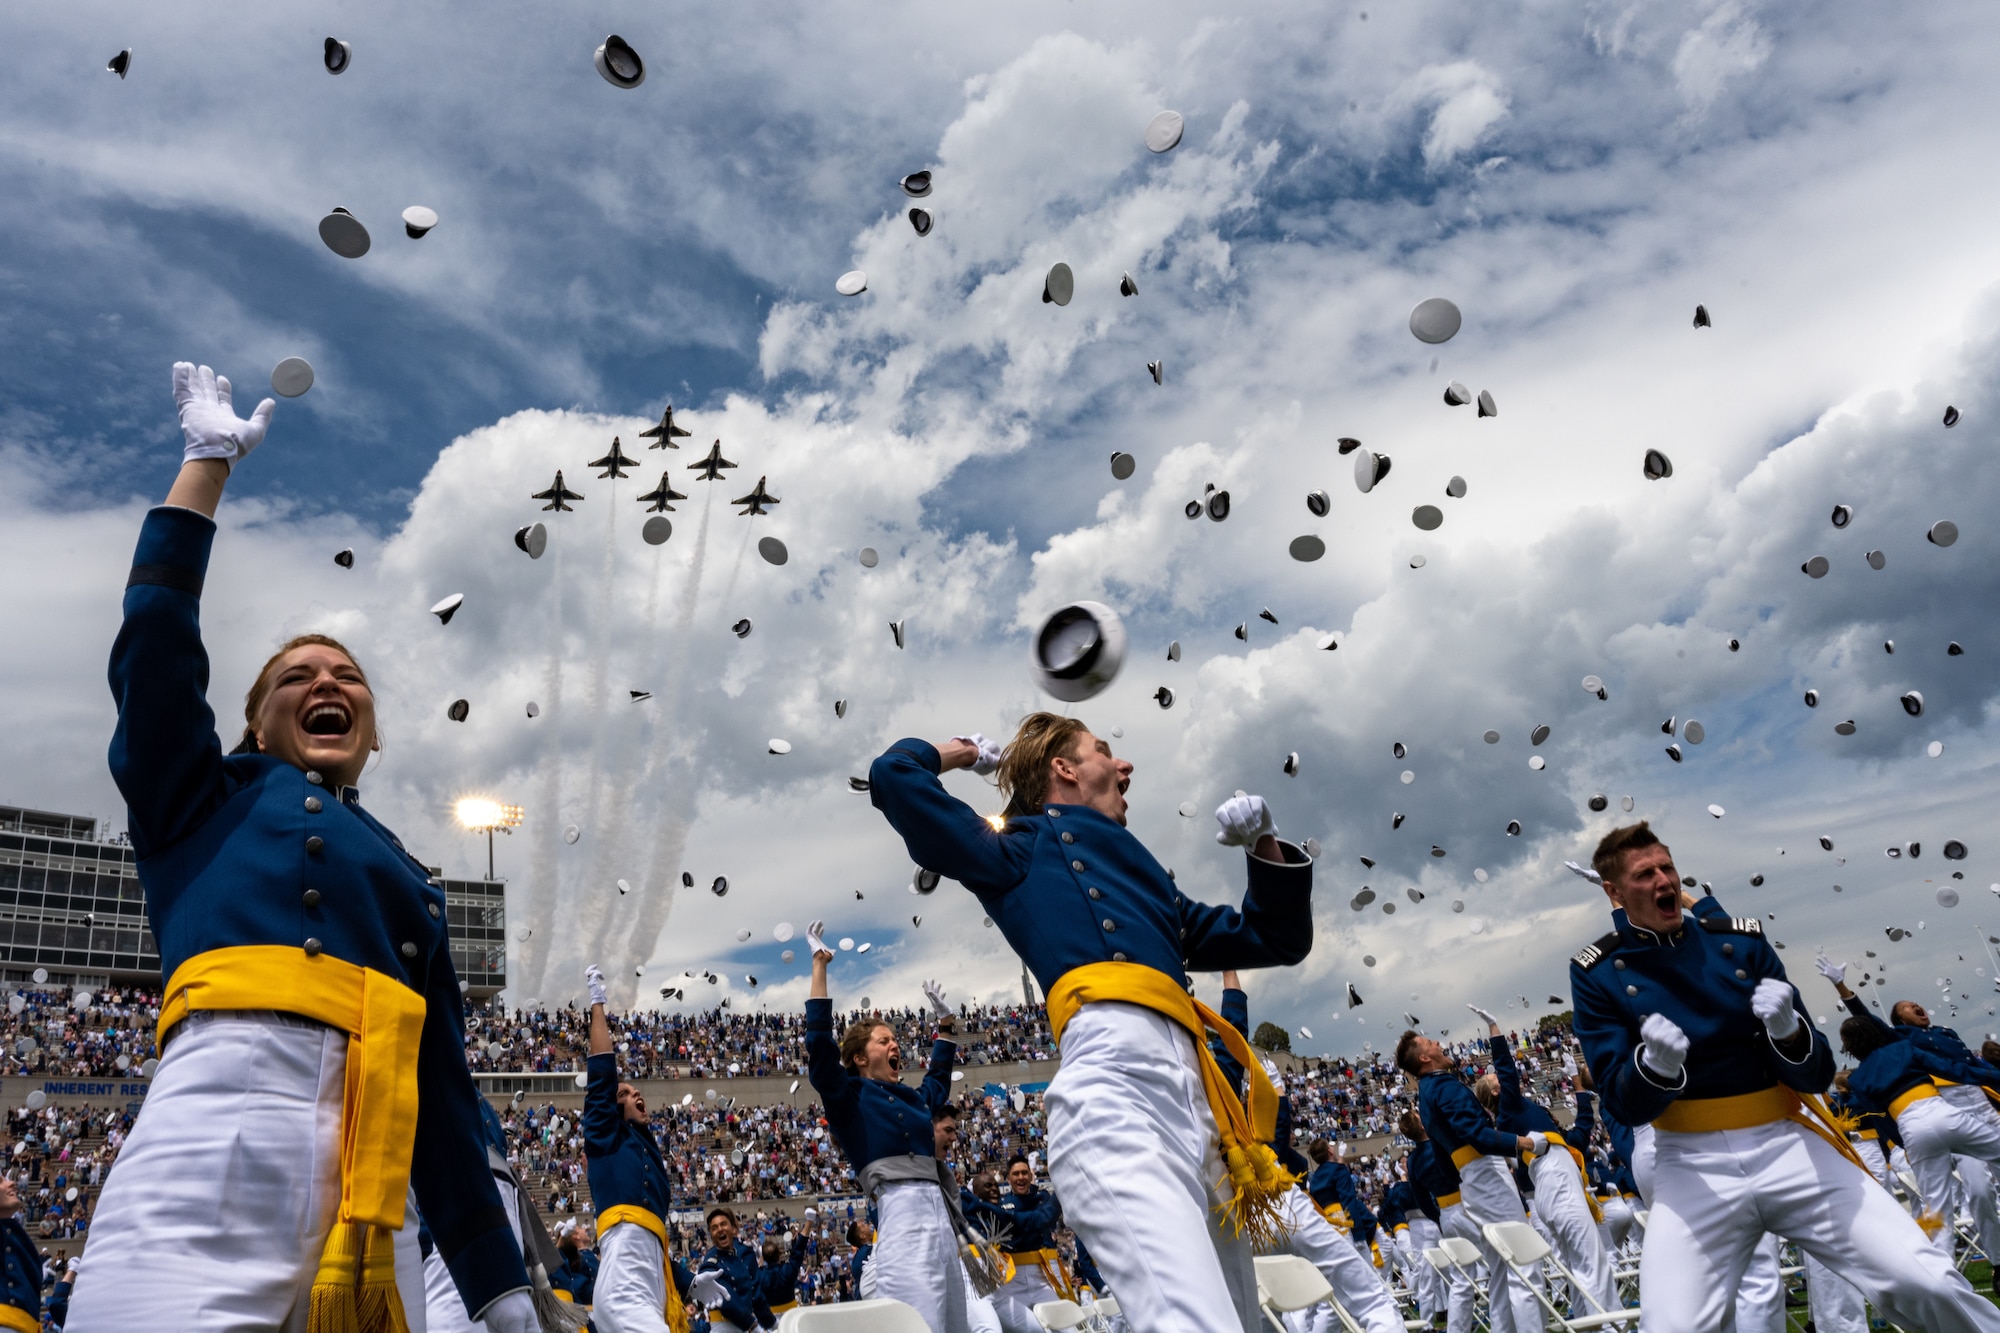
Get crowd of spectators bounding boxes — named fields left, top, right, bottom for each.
left=459, top=998, right=1059, bottom=1079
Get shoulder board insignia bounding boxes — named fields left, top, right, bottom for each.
left=1572, top=931, right=1623, bottom=969
left=1699, top=915, right=1764, bottom=936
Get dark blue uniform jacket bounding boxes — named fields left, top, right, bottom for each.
left=1569, top=902, right=1831, bottom=1128
left=107, top=506, right=525, bottom=1312
left=869, top=740, right=1314, bottom=994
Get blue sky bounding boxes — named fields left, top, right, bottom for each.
left=7, top=0, right=2000, bottom=1051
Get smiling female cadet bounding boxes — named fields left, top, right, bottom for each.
left=72, top=364, right=534, bottom=1332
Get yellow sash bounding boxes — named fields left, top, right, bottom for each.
left=1005, top=1248, right=1079, bottom=1301
left=1436, top=1190, right=1462, bottom=1208
left=1889, top=1082, right=1940, bottom=1120
left=1448, top=1144, right=1483, bottom=1170
left=770, top=1300, right=799, bottom=1315
left=160, top=946, right=426, bottom=1228
left=1048, top=963, right=1296, bottom=1246
left=597, top=1206, right=688, bottom=1333
left=1652, top=1086, right=1869, bottom=1173
left=1318, top=1201, right=1352, bottom=1233
left=0, top=1306, right=35, bottom=1333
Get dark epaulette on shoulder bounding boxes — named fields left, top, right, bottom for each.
left=1699, top=915, right=1764, bottom=937
left=1572, top=931, right=1623, bottom=969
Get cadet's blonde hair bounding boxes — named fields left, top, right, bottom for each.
left=997, top=712, right=1092, bottom=817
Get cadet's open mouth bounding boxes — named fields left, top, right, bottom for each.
left=303, top=702, right=353, bottom=737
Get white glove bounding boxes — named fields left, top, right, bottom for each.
left=585, top=964, right=608, bottom=1008
left=173, top=362, right=274, bottom=472
left=478, top=1289, right=537, bottom=1333
left=1467, top=1003, right=1499, bottom=1027
left=951, top=733, right=1003, bottom=776
left=921, top=979, right=952, bottom=1018
left=1638, top=1013, right=1689, bottom=1082
left=1261, top=1059, right=1286, bottom=1096
left=1751, top=977, right=1802, bottom=1042
left=1560, top=1053, right=1578, bottom=1078
left=689, top=1269, right=730, bottom=1307
left=1814, top=955, right=1846, bottom=985
left=806, top=919, right=830, bottom=959
left=1214, top=794, right=1276, bottom=847
left=1526, top=1131, right=1548, bottom=1157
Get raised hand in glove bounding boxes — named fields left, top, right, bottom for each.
left=1467, top=1003, right=1500, bottom=1028
left=689, top=1270, right=730, bottom=1308
left=1638, top=1012, right=1689, bottom=1082
left=921, top=978, right=952, bottom=1019
left=1814, top=955, right=1846, bottom=986
left=806, top=920, right=832, bottom=961
left=585, top=964, right=609, bottom=1008
left=173, top=362, right=274, bottom=472
left=478, top=1290, right=537, bottom=1333
left=1751, top=977, right=1802, bottom=1042
left=1214, top=793, right=1275, bottom=847
left=949, top=733, right=1004, bottom=776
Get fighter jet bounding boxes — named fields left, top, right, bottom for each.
left=731, top=476, right=778, bottom=516
left=690, top=440, right=737, bottom=481
left=636, top=470, right=686, bottom=513
left=639, top=404, right=692, bottom=449
left=531, top=470, right=584, bottom=511
left=588, top=436, right=637, bottom=480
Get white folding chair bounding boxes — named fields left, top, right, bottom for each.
left=1254, top=1253, right=1364, bottom=1333
left=1481, top=1221, right=1639, bottom=1330
left=1093, top=1295, right=1121, bottom=1321
left=1431, top=1239, right=1492, bottom=1333
left=1032, top=1300, right=1091, bottom=1331
left=777, top=1298, right=934, bottom=1332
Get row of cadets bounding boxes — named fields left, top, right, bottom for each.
left=1395, top=1110, right=1480, bottom=1333
left=1395, top=1110, right=1459, bottom=1329
left=1467, top=1005, right=1617, bottom=1315
left=805, top=926, right=1001, bottom=1333
left=867, top=715, right=1314, bottom=1333
left=1828, top=1068, right=1905, bottom=1187
left=1569, top=819, right=2000, bottom=1332
left=584, top=965, right=728, bottom=1333
left=696, top=1208, right=776, bottom=1332
left=1400, top=1028, right=1544, bottom=1333
left=1214, top=973, right=1403, bottom=1333
left=1818, top=957, right=2000, bottom=1266
left=1830, top=988, right=2000, bottom=1261
left=1376, top=1136, right=1446, bottom=1326
left=78, top=364, right=535, bottom=1331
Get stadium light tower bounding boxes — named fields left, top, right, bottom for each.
left=455, top=798, right=523, bottom=879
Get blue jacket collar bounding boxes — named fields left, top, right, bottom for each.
left=1612, top=907, right=1687, bottom=948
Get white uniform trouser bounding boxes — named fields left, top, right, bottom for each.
left=864, top=1180, right=970, bottom=1333
left=1644, top=1116, right=2000, bottom=1332
left=1261, top=1188, right=1401, bottom=1333
left=962, top=1257, right=1003, bottom=1333
left=1435, top=1203, right=1480, bottom=1333
left=1899, top=1093, right=2000, bottom=1257
left=425, top=1165, right=524, bottom=1333
left=1404, top=1216, right=1446, bottom=1318
left=1452, top=1156, right=1541, bottom=1333
left=595, top=1220, right=670, bottom=1333
left=1943, top=1084, right=2000, bottom=1258
left=1527, top=1150, right=1615, bottom=1315
left=66, top=1013, right=426, bottom=1333
left=1734, top=1234, right=1785, bottom=1333
left=990, top=1257, right=1060, bottom=1333
left=1854, top=1134, right=1891, bottom=1187
left=1046, top=1002, right=1259, bottom=1333
left=1803, top=1251, right=1869, bottom=1333
left=1631, top=1123, right=1655, bottom=1205
left=1598, top=1193, right=1635, bottom=1251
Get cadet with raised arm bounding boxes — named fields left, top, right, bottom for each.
left=868, top=715, right=1314, bottom=1333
